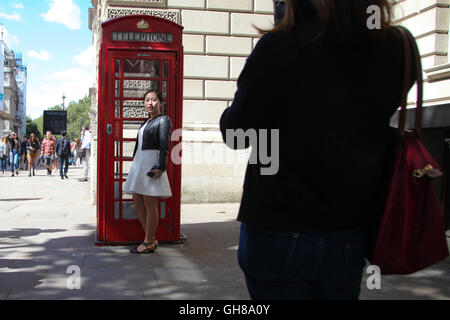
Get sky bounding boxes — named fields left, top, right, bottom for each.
left=0, top=0, right=94, bottom=119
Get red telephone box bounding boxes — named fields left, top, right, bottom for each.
left=96, top=15, right=183, bottom=245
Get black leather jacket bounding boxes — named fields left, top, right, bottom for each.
left=133, top=114, right=172, bottom=172
left=6, top=136, right=20, bottom=151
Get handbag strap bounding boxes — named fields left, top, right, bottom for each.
left=394, top=25, right=423, bottom=138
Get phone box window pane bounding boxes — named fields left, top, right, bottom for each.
left=114, top=202, right=120, bottom=220
left=122, top=160, right=133, bottom=178
left=122, top=120, right=142, bottom=139
left=162, top=61, right=168, bottom=78
left=115, top=59, right=120, bottom=77
left=122, top=141, right=135, bottom=159
left=123, top=202, right=138, bottom=220
left=124, top=59, right=159, bottom=78
left=123, top=80, right=159, bottom=98
left=115, top=100, right=121, bottom=118
left=115, top=80, right=121, bottom=97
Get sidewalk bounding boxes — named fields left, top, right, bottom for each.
left=0, top=166, right=449, bottom=300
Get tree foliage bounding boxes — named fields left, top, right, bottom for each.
left=66, top=96, right=91, bottom=141
left=26, top=116, right=41, bottom=140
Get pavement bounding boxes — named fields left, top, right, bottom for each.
left=0, top=165, right=450, bottom=300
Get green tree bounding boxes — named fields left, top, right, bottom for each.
left=66, top=96, right=91, bottom=141
left=50, top=105, right=63, bottom=111
left=26, top=116, right=42, bottom=139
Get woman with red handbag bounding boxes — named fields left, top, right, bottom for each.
left=219, top=0, right=435, bottom=300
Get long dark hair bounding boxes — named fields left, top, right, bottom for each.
left=143, top=89, right=162, bottom=102
left=262, top=0, right=394, bottom=40
left=29, top=133, right=38, bottom=143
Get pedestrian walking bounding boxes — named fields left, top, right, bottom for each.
left=220, top=0, right=416, bottom=300
left=73, top=138, right=82, bottom=167
left=26, top=133, right=40, bottom=177
left=69, top=140, right=75, bottom=166
left=20, top=136, right=28, bottom=170
left=55, top=131, right=71, bottom=179
left=51, top=136, right=58, bottom=172
left=79, top=125, right=91, bottom=182
left=0, top=136, right=7, bottom=175
left=40, top=131, right=56, bottom=176
left=123, top=89, right=172, bottom=254
left=6, top=132, right=20, bottom=176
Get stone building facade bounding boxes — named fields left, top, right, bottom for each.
left=0, top=24, right=26, bottom=138
left=394, top=0, right=450, bottom=106
left=88, top=0, right=450, bottom=209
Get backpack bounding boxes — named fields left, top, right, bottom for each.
left=59, top=138, right=71, bottom=157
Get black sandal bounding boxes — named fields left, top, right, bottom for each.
left=130, top=242, right=156, bottom=254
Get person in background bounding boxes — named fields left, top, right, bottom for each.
left=79, top=125, right=91, bottom=182
left=26, top=133, right=40, bottom=177
left=40, top=131, right=56, bottom=176
left=220, top=0, right=415, bottom=300
left=69, top=140, right=75, bottom=166
left=20, top=136, right=28, bottom=170
left=6, top=132, right=20, bottom=177
left=0, top=136, right=7, bottom=175
left=73, top=138, right=82, bottom=167
left=55, top=130, right=71, bottom=180
left=51, top=135, right=58, bottom=173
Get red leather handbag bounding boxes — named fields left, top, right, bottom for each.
left=371, top=26, right=449, bottom=275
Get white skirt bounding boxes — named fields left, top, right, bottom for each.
left=123, top=149, right=172, bottom=198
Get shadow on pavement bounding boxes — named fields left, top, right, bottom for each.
left=0, top=220, right=249, bottom=300
left=1, top=222, right=449, bottom=300
left=0, top=229, right=66, bottom=239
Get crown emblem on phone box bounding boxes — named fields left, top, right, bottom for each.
left=137, top=20, right=149, bottom=30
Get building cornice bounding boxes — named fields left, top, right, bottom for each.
left=425, top=63, right=450, bottom=82
left=0, top=110, right=14, bottom=121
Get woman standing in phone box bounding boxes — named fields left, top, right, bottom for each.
left=123, top=89, right=172, bottom=254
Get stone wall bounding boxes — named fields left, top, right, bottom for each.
left=169, top=0, right=274, bottom=203
left=394, top=0, right=450, bottom=106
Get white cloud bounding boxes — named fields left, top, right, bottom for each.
left=45, top=68, right=91, bottom=82
left=28, top=49, right=52, bottom=61
left=27, top=68, right=94, bottom=119
left=41, top=0, right=81, bottom=30
left=0, top=12, right=22, bottom=21
left=0, top=27, right=20, bottom=47
left=73, top=46, right=94, bottom=67
left=13, top=3, right=24, bottom=9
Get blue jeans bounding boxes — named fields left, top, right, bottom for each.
left=59, top=156, right=69, bottom=177
left=238, top=223, right=367, bottom=300
left=0, top=157, right=6, bottom=172
left=10, top=150, right=19, bottom=173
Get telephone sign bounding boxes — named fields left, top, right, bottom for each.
left=112, top=31, right=173, bottom=43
